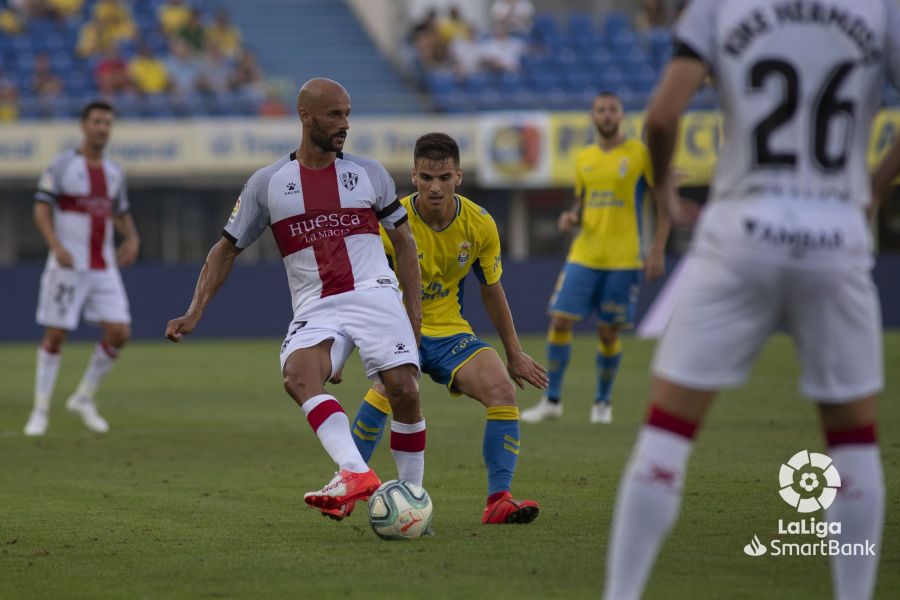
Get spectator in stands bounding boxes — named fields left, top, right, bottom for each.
left=231, top=51, right=263, bottom=95
left=47, top=0, right=83, bottom=20
left=438, top=5, right=471, bottom=47
left=206, top=9, right=242, bottom=58
left=198, top=46, right=232, bottom=94
left=410, top=9, right=446, bottom=69
left=164, top=38, right=200, bottom=96
left=158, top=0, right=191, bottom=36
left=480, top=26, right=525, bottom=73
left=179, top=9, right=205, bottom=52
left=9, top=0, right=49, bottom=19
left=490, top=0, right=533, bottom=36
left=76, top=0, right=136, bottom=57
left=94, top=46, right=130, bottom=95
left=0, top=3, right=24, bottom=35
left=258, top=85, right=288, bottom=117
left=31, top=53, right=64, bottom=98
left=449, top=26, right=484, bottom=79
left=634, top=0, right=669, bottom=31
left=0, top=74, right=18, bottom=121
left=129, top=44, right=168, bottom=95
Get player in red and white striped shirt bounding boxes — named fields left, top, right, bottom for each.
left=25, top=100, right=141, bottom=436
left=166, top=79, right=426, bottom=511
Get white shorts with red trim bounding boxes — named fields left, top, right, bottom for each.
left=279, top=286, right=419, bottom=381
left=651, top=249, right=883, bottom=403
left=36, top=265, right=131, bottom=331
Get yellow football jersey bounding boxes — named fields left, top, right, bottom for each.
left=381, top=193, right=503, bottom=338
left=568, top=138, right=653, bottom=269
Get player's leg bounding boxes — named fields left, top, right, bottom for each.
left=592, top=323, right=621, bottom=424
left=284, top=337, right=381, bottom=510
left=787, top=264, right=884, bottom=600
left=350, top=382, right=391, bottom=463
left=818, top=397, right=882, bottom=600
left=604, top=253, right=776, bottom=600
left=604, top=378, right=714, bottom=600
left=27, top=266, right=85, bottom=436
left=347, top=287, right=425, bottom=487
left=25, top=327, right=69, bottom=436
left=592, top=269, right=639, bottom=424
left=67, top=270, right=132, bottom=432
left=64, top=320, right=129, bottom=433
left=523, top=263, right=595, bottom=422
left=379, top=364, right=425, bottom=486
left=452, top=347, right=539, bottom=524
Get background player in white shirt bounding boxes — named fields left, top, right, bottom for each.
left=166, top=79, right=425, bottom=511
left=603, top=1, right=900, bottom=598
left=25, top=100, right=141, bottom=436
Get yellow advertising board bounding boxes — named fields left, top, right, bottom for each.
left=549, top=109, right=900, bottom=187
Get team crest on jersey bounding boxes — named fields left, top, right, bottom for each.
left=618, top=158, right=629, bottom=178
left=340, top=172, right=358, bottom=191
left=457, top=240, right=471, bottom=267
left=229, top=196, right=241, bottom=223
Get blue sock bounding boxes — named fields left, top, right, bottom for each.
left=484, top=406, right=521, bottom=497
left=351, top=389, right=391, bottom=462
left=596, top=338, right=623, bottom=405
left=546, top=329, right=573, bottom=404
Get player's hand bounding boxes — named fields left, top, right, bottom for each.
left=53, top=245, right=74, bottom=268
left=329, top=368, right=344, bottom=385
left=558, top=210, right=579, bottom=233
left=507, top=351, right=548, bottom=390
left=165, top=313, right=201, bottom=343
left=644, top=247, right=666, bottom=281
left=117, top=237, right=140, bottom=267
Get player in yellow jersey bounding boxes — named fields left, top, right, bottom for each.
left=319, top=133, right=548, bottom=524
left=522, top=92, right=671, bottom=425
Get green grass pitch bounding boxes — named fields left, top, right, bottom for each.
left=0, top=334, right=897, bottom=599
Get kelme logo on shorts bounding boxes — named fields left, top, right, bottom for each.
left=778, top=450, right=841, bottom=513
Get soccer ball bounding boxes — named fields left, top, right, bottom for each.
left=367, top=480, right=433, bottom=540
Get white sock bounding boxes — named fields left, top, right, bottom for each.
left=75, top=342, right=118, bottom=398
left=34, top=344, right=62, bottom=413
left=827, top=442, right=884, bottom=600
left=303, top=394, right=368, bottom=473
left=604, top=420, right=694, bottom=600
left=390, top=419, right=426, bottom=486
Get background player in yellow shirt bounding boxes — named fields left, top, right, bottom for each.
left=522, top=92, right=670, bottom=425
left=323, top=133, right=548, bottom=524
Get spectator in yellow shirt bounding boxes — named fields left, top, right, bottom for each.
left=76, top=3, right=136, bottom=57
left=48, top=0, right=84, bottom=20
left=0, top=78, right=18, bottom=122
left=129, top=45, right=169, bottom=95
left=159, top=0, right=192, bottom=36
left=206, top=9, right=242, bottom=58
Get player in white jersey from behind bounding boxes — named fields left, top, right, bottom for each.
left=25, top=100, right=141, bottom=436
left=166, top=79, right=425, bottom=512
left=603, top=1, right=900, bottom=599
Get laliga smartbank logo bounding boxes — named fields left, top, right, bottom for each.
left=742, top=450, right=876, bottom=559
left=778, top=450, right=840, bottom=513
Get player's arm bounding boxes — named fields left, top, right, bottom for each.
left=384, top=221, right=422, bottom=344
left=645, top=56, right=708, bottom=226
left=871, top=134, right=900, bottom=221
left=165, top=237, right=241, bottom=342
left=645, top=180, right=672, bottom=281
left=112, top=212, right=140, bottom=267
left=33, top=202, right=73, bottom=268
left=480, top=281, right=548, bottom=390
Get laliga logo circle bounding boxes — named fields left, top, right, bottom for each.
left=778, top=450, right=841, bottom=513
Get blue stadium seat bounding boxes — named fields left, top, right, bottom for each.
left=495, top=71, right=526, bottom=95
left=602, top=12, right=631, bottom=37
left=464, top=73, right=490, bottom=95
left=566, top=12, right=595, bottom=41
left=424, top=70, right=457, bottom=96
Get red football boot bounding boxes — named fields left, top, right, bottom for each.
left=482, top=491, right=540, bottom=524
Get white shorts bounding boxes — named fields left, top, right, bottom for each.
left=652, top=250, right=883, bottom=403
left=279, top=286, right=419, bottom=381
left=35, top=266, right=131, bottom=331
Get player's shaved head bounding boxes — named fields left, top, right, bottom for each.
left=296, top=78, right=350, bottom=114
left=296, top=78, right=351, bottom=155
